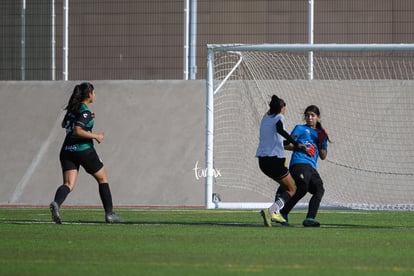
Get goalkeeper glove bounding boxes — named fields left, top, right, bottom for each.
left=306, top=143, right=316, bottom=157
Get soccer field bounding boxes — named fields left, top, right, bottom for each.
left=0, top=208, right=413, bottom=275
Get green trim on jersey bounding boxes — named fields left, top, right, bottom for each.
left=75, top=104, right=94, bottom=151
left=62, top=103, right=94, bottom=152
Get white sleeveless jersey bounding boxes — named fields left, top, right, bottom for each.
left=256, top=113, right=286, bottom=158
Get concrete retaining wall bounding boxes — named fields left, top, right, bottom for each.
left=0, top=81, right=214, bottom=206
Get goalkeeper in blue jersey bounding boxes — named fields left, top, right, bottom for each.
left=277, top=105, right=330, bottom=227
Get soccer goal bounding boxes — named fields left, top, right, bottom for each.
left=205, top=44, right=414, bottom=210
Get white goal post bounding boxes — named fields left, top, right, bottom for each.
left=205, top=43, right=414, bottom=210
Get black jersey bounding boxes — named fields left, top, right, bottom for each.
left=61, top=103, right=94, bottom=152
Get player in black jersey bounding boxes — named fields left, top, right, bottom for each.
left=49, top=82, right=121, bottom=224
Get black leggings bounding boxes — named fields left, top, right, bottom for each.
left=278, top=163, right=325, bottom=218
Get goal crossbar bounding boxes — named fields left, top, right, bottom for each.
left=207, top=43, right=414, bottom=52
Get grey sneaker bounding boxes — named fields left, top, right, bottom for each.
left=49, top=201, right=62, bottom=224
left=105, top=212, right=121, bottom=223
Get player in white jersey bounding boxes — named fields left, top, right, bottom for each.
left=256, top=95, right=307, bottom=227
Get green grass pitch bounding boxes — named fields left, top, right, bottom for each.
left=0, top=208, right=413, bottom=275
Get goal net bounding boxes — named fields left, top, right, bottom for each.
left=205, top=44, right=414, bottom=210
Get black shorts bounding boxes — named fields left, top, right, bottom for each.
left=258, top=156, right=289, bottom=181
left=290, top=164, right=324, bottom=195
left=60, top=147, right=104, bottom=174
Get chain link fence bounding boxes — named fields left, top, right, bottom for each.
left=1, top=0, right=414, bottom=80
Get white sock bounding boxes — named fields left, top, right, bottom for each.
left=269, top=198, right=285, bottom=214
left=275, top=198, right=285, bottom=210
left=268, top=202, right=279, bottom=215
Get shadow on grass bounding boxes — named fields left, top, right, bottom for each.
left=2, top=218, right=262, bottom=228
left=2, top=219, right=412, bottom=229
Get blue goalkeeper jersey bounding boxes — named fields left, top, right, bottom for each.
left=290, top=124, right=328, bottom=170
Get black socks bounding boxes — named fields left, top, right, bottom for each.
left=53, top=183, right=114, bottom=214
left=53, top=185, right=71, bottom=206
left=99, top=183, right=113, bottom=214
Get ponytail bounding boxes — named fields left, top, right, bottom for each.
left=316, top=121, right=331, bottom=143
left=64, top=82, right=94, bottom=114
left=267, top=95, right=286, bottom=116
left=316, top=121, right=322, bottom=130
